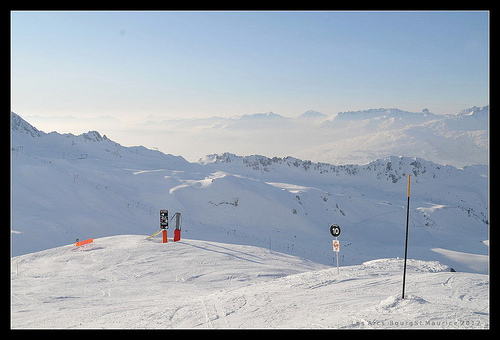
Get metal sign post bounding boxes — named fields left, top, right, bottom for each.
left=333, top=238, right=340, bottom=274
left=148, top=210, right=182, bottom=243
left=160, top=209, right=168, bottom=243
left=330, top=224, right=341, bottom=274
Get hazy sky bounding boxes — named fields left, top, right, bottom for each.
left=12, top=11, right=488, bottom=122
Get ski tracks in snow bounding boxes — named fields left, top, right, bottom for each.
left=200, top=296, right=230, bottom=328
left=11, top=237, right=488, bottom=329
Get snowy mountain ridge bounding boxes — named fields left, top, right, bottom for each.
left=14, top=110, right=469, bottom=184
left=21, top=104, right=488, bottom=167
left=236, top=111, right=285, bottom=120
left=12, top=112, right=106, bottom=141
left=334, top=107, right=438, bottom=121
left=11, top=111, right=42, bottom=137
left=457, top=105, right=489, bottom=117
left=11, top=112, right=187, bottom=165
left=11, top=112, right=488, bottom=275
left=334, top=105, right=488, bottom=120
left=199, top=152, right=462, bottom=184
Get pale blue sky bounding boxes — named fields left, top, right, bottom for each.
left=12, top=10, right=488, bottom=122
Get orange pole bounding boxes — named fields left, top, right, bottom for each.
left=162, top=230, right=168, bottom=243
left=407, top=174, right=411, bottom=197
left=75, top=238, right=94, bottom=247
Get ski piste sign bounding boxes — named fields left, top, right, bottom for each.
left=329, top=224, right=341, bottom=274
left=333, top=239, right=340, bottom=252
left=330, top=224, right=341, bottom=237
left=160, top=209, right=168, bottom=229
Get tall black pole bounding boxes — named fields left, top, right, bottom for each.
left=402, top=174, right=411, bottom=300
left=401, top=175, right=411, bottom=299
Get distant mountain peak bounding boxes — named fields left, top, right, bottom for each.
left=239, top=112, right=284, bottom=120
left=299, top=110, right=327, bottom=118
left=456, top=105, right=489, bottom=117
left=11, top=112, right=43, bottom=137
left=80, top=130, right=108, bottom=142
left=11, top=112, right=113, bottom=144
left=335, top=108, right=437, bottom=121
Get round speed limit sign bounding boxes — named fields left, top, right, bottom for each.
left=330, top=224, right=341, bottom=237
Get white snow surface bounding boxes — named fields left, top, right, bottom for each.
left=11, top=235, right=488, bottom=329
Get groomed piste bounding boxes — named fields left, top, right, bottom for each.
left=11, top=235, right=488, bottom=329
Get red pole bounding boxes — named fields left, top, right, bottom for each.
left=173, top=212, right=181, bottom=241
left=162, top=229, right=168, bottom=243
left=174, top=229, right=181, bottom=241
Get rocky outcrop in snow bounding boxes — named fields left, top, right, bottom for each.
left=200, top=152, right=461, bottom=183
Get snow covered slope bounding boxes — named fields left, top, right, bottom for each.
left=195, top=153, right=488, bottom=273
left=11, top=235, right=488, bottom=329
left=11, top=112, right=190, bottom=255
left=11, top=112, right=488, bottom=275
